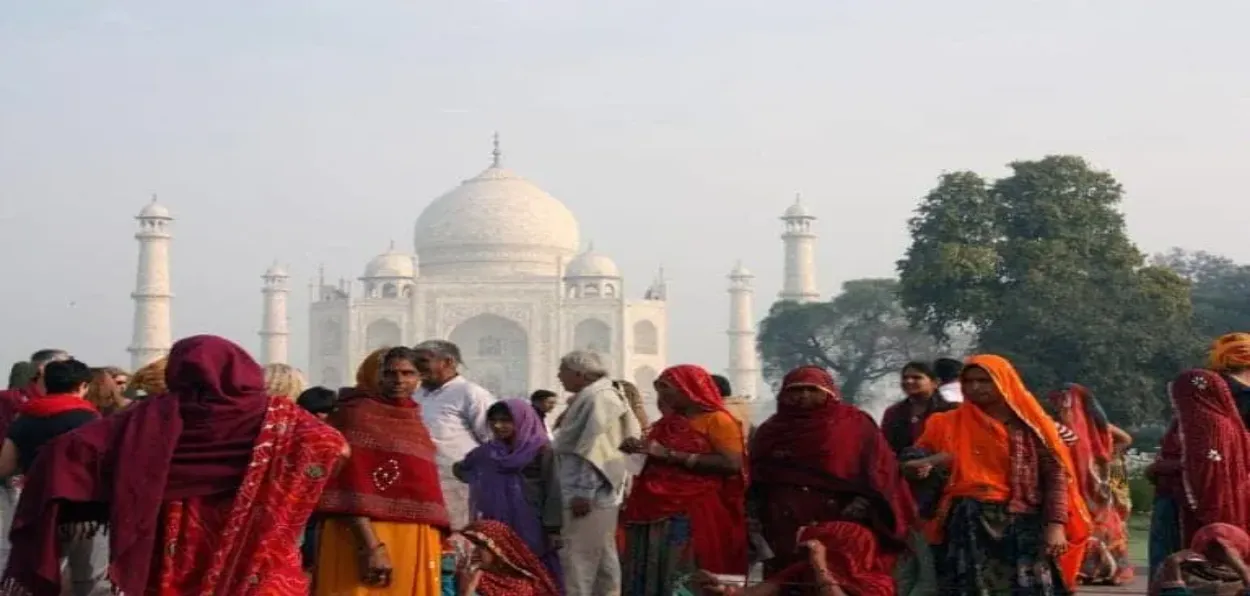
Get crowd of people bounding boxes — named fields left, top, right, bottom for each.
left=3, top=333, right=1250, bottom=595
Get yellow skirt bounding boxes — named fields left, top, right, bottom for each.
left=314, top=518, right=441, bottom=596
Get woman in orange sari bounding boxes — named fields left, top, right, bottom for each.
left=1, top=334, right=348, bottom=596
left=619, top=364, right=747, bottom=595
left=316, top=346, right=449, bottom=595
left=1047, top=383, right=1134, bottom=585
left=904, top=354, right=1090, bottom=595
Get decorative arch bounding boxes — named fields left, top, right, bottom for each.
left=633, top=320, right=659, bottom=355
left=584, top=284, right=600, bottom=298
left=604, top=283, right=617, bottom=298
left=365, top=319, right=402, bottom=351
left=320, top=319, right=342, bottom=355
left=381, top=283, right=398, bottom=298
left=573, top=318, right=612, bottom=354
left=321, top=367, right=342, bottom=387
left=449, top=314, right=529, bottom=399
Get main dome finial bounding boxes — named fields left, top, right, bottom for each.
left=491, top=131, right=502, bottom=168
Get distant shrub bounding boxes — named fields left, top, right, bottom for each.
left=1129, top=476, right=1154, bottom=514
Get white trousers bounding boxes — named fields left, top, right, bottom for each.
left=0, top=485, right=17, bottom=573
left=59, top=532, right=112, bottom=596
left=559, top=506, right=621, bottom=596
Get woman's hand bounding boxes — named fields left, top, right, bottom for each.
left=692, top=570, right=739, bottom=595
left=801, top=538, right=828, bottom=568
left=1043, top=523, right=1068, bottom=557
left=902, top=460, right=933, bottom=479
left=359, top=543, right=393, bottom=587
left=619, top=437, right=646, bottom=454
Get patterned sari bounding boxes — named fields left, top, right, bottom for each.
left=1047, top=384, right=1133, bottom=585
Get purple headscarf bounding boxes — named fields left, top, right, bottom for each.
left=460, top=399, right=556, bottom=569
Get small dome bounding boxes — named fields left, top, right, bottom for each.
left=363, top=245, right=416, bottom=279
left=729, top=261, right=753, bottom=278
left=782, top=194, right=812, bottom=219
left=565, top=246, right=620, bottom=279
left=138, top=198, right=171, bottom=219
left=263, top=263, right=289, bottom=278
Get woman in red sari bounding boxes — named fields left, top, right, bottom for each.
left=1047, top=383, right=1134, bottom=585
left=457, top=520, right=560, bottom=596
left=749, top=366, right=916, bottom=578
left=1169, top=369, right=1250, bottom=545
left=619, top=364, right=747, bottom=596
left=696, top=521, right=895, bottom=596
left=1, top=334, right=348, bottom=596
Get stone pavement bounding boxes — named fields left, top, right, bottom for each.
left=1078, top=567, right=1149, bottom=595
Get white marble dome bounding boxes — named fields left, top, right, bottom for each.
left=413, top=155, right=580, bottom=277
left=138, top=199, right=171, bottom=219
left=565, top=246, right=620, bottom=278
left=782, top=196, right=812, bottom=219
left=363, top=246, right=415, bottom=279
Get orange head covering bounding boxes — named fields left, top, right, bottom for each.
left=1209, top=333, right=1250, bottom=372
left=354, top=347, right=389, bottom=395
left=915, top=354, right=1090, bottom=589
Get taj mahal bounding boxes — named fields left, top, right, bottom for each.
left=124, top=136, right=823, bottom=404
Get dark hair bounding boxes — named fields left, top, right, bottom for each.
left=933, top=358, right=964, bottom=384
left=8, top=362, right=35, bottom=390
left=711, top=374, right=732, bottom=398
left=901, top=361, right=938, bottom=380
left=42, top=359, right=92, bottom=394
left=381, top=346, right=421, bottom=367
left=530, top=389, right=557, bottom=403
left=487, top=401, right=513, bottom=419
left=296, top=386, right=338, bottom=415
left=30, top=349, right=69, bottom=367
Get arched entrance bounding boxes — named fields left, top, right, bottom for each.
left=449, top=314, right=530, bottom=399
left=365, top=319, right=402, bottom=351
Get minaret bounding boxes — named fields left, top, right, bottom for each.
left=779, top=193, right=819, bottom=302
left=727, top=261, right=761, bottom=399
left=260, top=262, right=291, bottom=364
left=128, top=196, right=174, bottom=371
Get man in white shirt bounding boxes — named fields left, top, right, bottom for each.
left=411, top=340, right=495, bottom=530
left=551, top=350, right=640, bottom=596
left=934, top=357, right=965, bottom=403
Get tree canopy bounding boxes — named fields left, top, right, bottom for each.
left=1154, top=248, right=1250, bottom=341
left=756, top=278, right=938, bottom=403
left=896, top=155, right=1198, bottom=425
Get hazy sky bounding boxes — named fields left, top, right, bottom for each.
left=2, top=1, right=1248, bottom=377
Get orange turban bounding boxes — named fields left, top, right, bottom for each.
left=1209, top=333, right=1250, bottom=372
left=354, top=347, right=390, bottom=394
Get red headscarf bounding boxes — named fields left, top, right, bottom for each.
left=768, top=521, right=895, bottom=596
left=461, top=520, right=561, bottom=596
left=751, top=366, right=916, bottom=546
left=3, top=335, right=272, bottom=596
left=1170, top=369, right=1250, bottom=541
left=1047, top=383, right=1112, bottom=500
left=1192, top=523, right=1250, bottom=564
left=622, top=364, right=748, bottom=574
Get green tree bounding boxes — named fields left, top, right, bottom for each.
left=1154, top=248, right=1250, bottom=339
left=756, top=278, right=938, bottom=403
left=897, top=156, right=1199, bottom=425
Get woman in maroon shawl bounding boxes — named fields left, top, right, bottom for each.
left=1, top=334, right=348, bottom=596
left=619, top=364, right=748, bottom=595
left=749, top=365, right=917, bottom=578
left=1169, top=369, right=1250, bottom=545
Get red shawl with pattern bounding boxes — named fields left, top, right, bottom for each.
left=1, top=335, right=285, bottom=596
left=462, top=520, right=560, bottom=596
left=770, top=521, right=895, bottom=596
left=1170, top=369, right=1250, bottom=543
left=621, top=364, right=748, bottom=574
left=318, top=394, right=449, bottom=529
